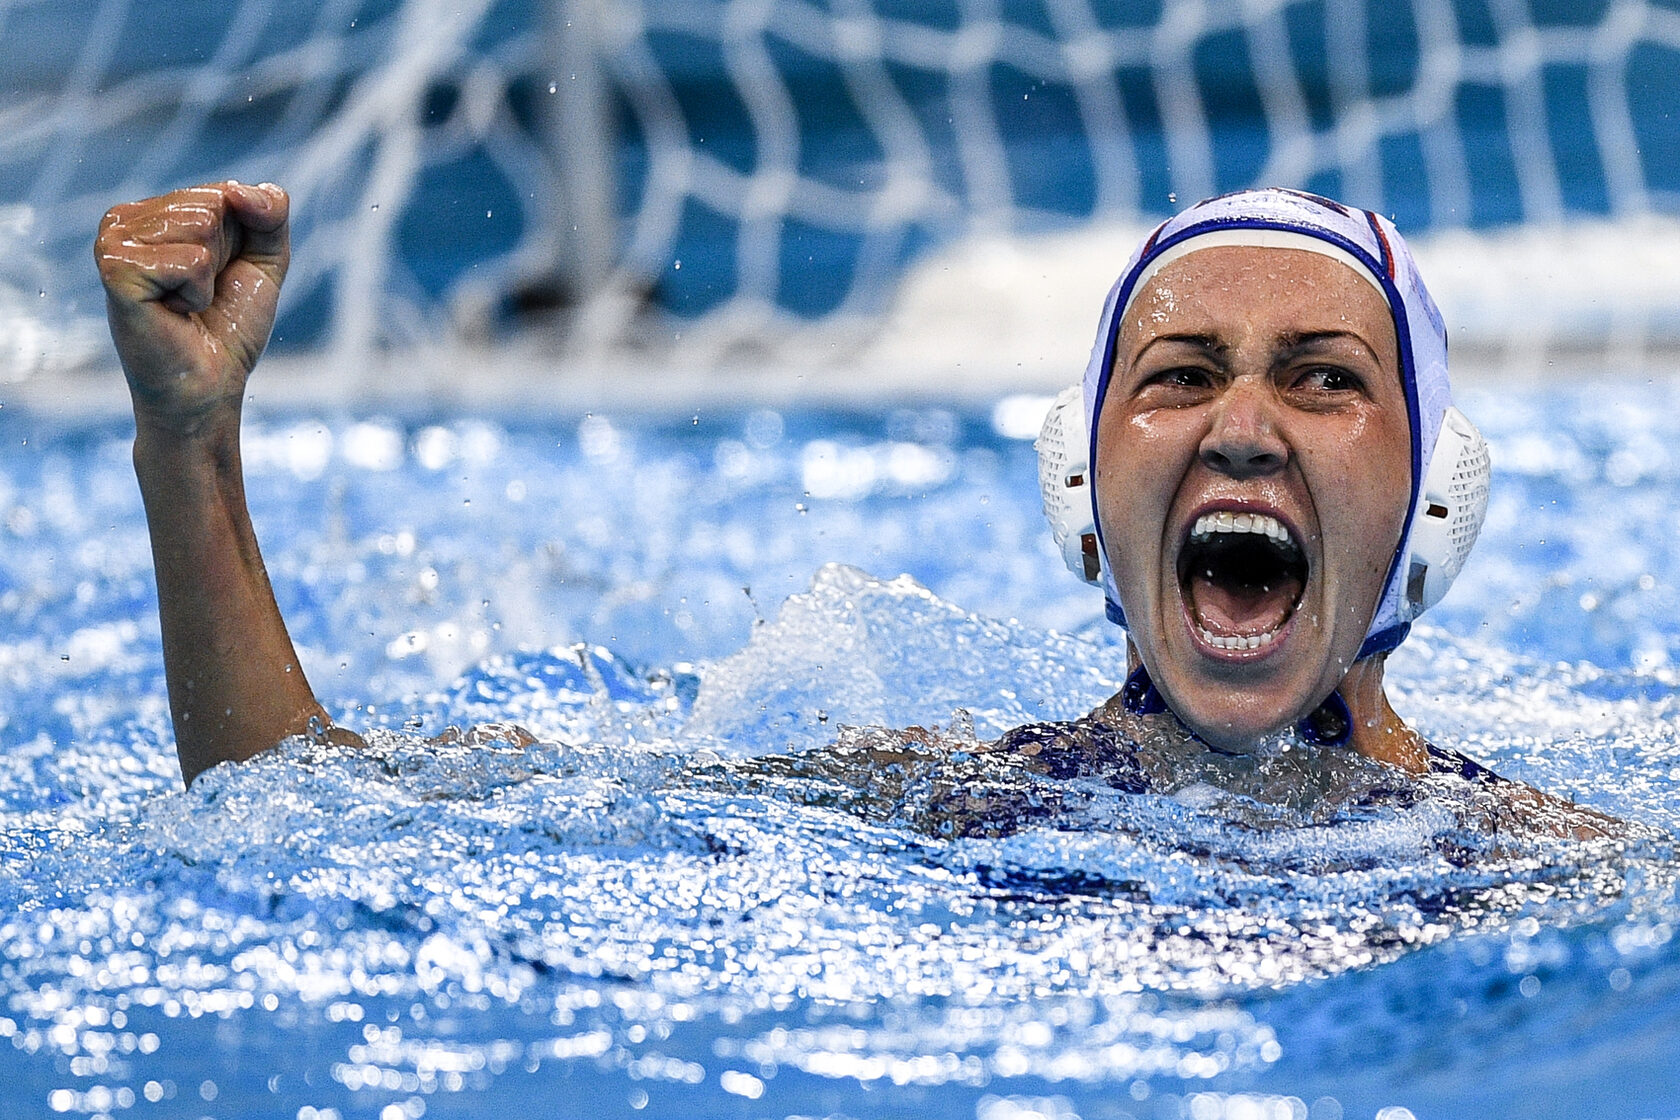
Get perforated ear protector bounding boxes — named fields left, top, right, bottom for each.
left=1399, top=405, right=1490, bottom=617
left=1035, top=385, right=1101, bottom=585
left=1036, top=389, right=1491, bottom=621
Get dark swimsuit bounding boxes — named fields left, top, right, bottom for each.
left=994, top=716, right=1507, bottom=795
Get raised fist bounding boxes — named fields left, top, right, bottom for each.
left=96, top=181, right=289, bottom=433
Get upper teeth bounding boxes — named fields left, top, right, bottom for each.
left=1191, top=511, right=1293, bottom=545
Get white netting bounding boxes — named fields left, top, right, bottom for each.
left=4, top=0, right=1680, bottom=378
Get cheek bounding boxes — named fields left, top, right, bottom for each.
left=1095, top=414, right=1191, bottom=565
left=1313, top=413, right=1412, bottom=566
left=1097, top=414, right=1160, bottom=496
left=1099, top=412, right=1185, bottom=482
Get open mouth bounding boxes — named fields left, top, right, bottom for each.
left=1177, top=511, right=1307, bottom=653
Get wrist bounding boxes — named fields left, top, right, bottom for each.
left=132, top=407, right=243, bottom=483
left=129, top=383, right=243, bottom=438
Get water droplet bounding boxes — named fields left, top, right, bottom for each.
left=370, top=203, right=379, bottom=212
left=673, top=260, right=681, bottom=270
left=548, top=83, right=558, bottom=94
left=1168, top=192, right=1177, bottom=204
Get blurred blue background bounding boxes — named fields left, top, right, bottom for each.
left=3, top=0, right=1678, bottom=354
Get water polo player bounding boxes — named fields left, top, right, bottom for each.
left=1033, top=187, right=1487, bottom=771
left=94, top=181, right=1613, bottom=835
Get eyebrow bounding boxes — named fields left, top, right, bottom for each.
left=1273, top=329, right=1384, bottom=366
left=1127, top=328, right=1383, bottom=367
left=1127, top=332, right=1227, bottom=364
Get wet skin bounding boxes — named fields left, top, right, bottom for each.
left=97, top=182, right=360, bottom=784
left=1095, top=246, right=1413, bottom=752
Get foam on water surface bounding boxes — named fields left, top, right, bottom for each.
left=1, top=392, right=1678, bottom=1117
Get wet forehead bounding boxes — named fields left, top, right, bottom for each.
left=1119, top=245, right=1399, bottom=363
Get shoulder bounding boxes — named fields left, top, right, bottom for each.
left=1418, top=741, right=1628, bottom=839
left=1422, top=741, right=1507, bottom=785
left=993, top=712, right=1149, bottom=791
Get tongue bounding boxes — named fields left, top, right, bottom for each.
left=1188, top=572, right=1302, bottom=637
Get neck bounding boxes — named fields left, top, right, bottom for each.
left=1338, top=654, right=1428, bottom=773
left=1122, top=644, right=1428, bottom=773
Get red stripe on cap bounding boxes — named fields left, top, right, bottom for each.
left=1139, top=219, right=1169, bottom=257
left=1365, top=211, right=1397, bottom=280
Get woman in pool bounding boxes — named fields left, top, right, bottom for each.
left=95, top=181, right=1608, bottom=833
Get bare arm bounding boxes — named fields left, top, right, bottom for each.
left=97, top=181, right=357, bottom=785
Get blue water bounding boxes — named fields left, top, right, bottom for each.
left=2, top=384, right=1680, bottom=1119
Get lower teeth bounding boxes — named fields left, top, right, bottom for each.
left=1199, top=627, right=1277, bottom=651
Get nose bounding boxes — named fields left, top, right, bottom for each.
left=1199, top=376, right=1288, bottom=477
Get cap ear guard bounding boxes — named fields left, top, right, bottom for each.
left=1035, top=386, right=1103, bottom=585
left=1400, top=405, right=1490, bottom=618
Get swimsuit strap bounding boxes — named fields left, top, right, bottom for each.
left=1423, top=741, right=1504, bottom=785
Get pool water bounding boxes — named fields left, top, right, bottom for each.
left=1, top=383, right=1679, bottom=1119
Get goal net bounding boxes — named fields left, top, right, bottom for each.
left=5, top=0, right=1680, bottom=381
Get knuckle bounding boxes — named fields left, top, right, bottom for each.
left=178, top=206, right=218, bottom=233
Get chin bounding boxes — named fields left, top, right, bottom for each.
left=1149, top=658, right=1337, bottom=752
left=1170, top=696, right=1300, bottom=752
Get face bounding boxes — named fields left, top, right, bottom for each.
left=1096, top=245, right=1411, bottom=749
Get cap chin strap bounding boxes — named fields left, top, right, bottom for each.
left=1120, top=665, right=1352, bottom=748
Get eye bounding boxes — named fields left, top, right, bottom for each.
left=1146, top=365, right=1216, bottom=390
left=1293, top=365, right=1364, bottom=393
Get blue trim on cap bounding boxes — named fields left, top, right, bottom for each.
left=1356, top=621, right=1411, bottom=660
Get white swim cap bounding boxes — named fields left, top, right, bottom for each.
left=1079, top=187, right=1480, bottom=658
